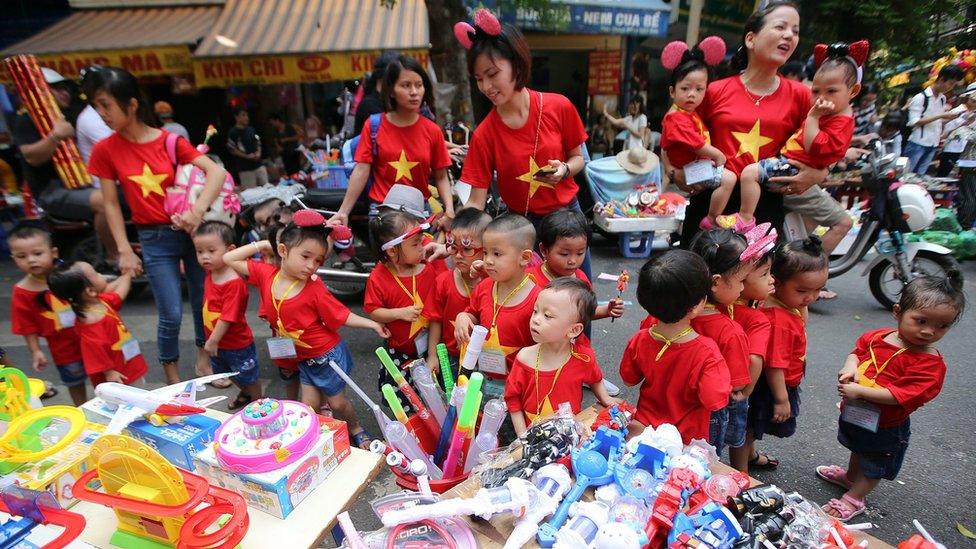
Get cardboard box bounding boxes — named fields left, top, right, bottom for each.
left=0, top=423, right=104, bottom=509
left=80, top=397, right=220, bottom=471
left=192, top=415, right=350, bottom=519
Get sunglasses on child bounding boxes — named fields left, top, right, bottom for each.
left=444, top=233, right=483, bottom=257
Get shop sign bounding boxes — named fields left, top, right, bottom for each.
left=478, top=0, right=671, bottom=37
left=193, top=50, right=429, bottom=87
left=0, top=46, right=192, bottom=83
left=588, top=50, right=621, bottom=95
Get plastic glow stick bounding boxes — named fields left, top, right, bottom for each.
left=463, top=398, right=506, bottom=473
left=376, top=348, right=441, bottom=438
left=329, top=360, right=397, bottom=443
left=433, top=384, right=466, bottom=466
left=442, top=372, right=483, bottom=478
left=337, top=511, right=367, bottom=549
left=382, top=384, right=409, bottom=424
left=409, top=359, right=447, bottom=426
left=459, top=391, right=482, bottom=467
left=458, top=375, right=469, bottom=386
left=460, top=326, right=489, bottom=373
left=386, top=421, right=443, bottom=479
left=436, top=343, right=454, bottom=397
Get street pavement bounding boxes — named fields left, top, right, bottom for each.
left=2, top=234, right=974, bottom=547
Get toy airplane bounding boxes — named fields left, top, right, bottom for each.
left=96, top=373, right=237, bottom=434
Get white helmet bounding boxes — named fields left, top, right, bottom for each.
left=894, top=183, right=935, bottom=232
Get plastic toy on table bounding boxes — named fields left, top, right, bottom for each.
left=0, top=406, right=86, bottom=474
left=643, top=465, right=704, bottom=548
left=327, top=359, right=399, bottom=443
left=592, top=402, right=635, bottom=434
left=478, top=407, right=584, bottom=489
left=592, top=496, right=648, bottom=549
left=0, top=484, right=85, bottom=549
left=441, top=372, right=483, bottom=478
left=0, top=367, right=40, bottom=422
left=376, top=348, right=441, bottom=440
left=94, top=373, right=237, bottom=434
left=669, top=501, right=743, bottom=548
left=408, top=358, right=448, bottom=425
left=380, top=475, right=540, bottom=526
left=213, top=398, right=320, bottom=474
left=72, top=435, right=248, bottom=549
left=463, top=398, right=506, bottom=473
left=552, top=500, right=610, bottom=548
left=503, top=464, right=572, bottom=549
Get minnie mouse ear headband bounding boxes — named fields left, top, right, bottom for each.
left=381, top=215, right=437, bottom=251
left=660, top=36, right=726, bottom=71
left=291, top=210, right=354, bottom=252
left=813, top=40, right=870, bottom=83
left=454, top=8, right=502, bottom=49
left=739, top=222, right=778, bottom=262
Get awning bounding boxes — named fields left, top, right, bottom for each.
left=194, top=0, right=429, bottom=57
left=1, top=7, right=219, bottom=79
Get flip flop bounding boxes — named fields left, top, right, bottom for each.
left=816, top=464, right=854, bottom=490
left=350, top=429, right=372, bottom=450
left=40, top=385, right=59, bottom=400
left=227, top=392, right=250, bottom=411
left=209, top=378, right=233, bottom=389
left=748, top=452, right=780, bottom=470
left=823, top=494, right=866, bottom=521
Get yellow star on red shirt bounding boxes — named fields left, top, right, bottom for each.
left=732, top=120, right=774, bottom=162
left=388, top=150, right=419, bottom=182
left=482, top=326, right=519, bottom=359
left=40, top=294, right=74, bottom=331
left=525, top=394, right=556, bottom=425
left=129, top=163, right=167, bottom=198
left=110, top=324, right=134, bottom=352
left=516, top=157, right=555, bottom=199
left=276, top=319, right=312, bottom=348
left=202, top=299, right=221, bottom=332
left=783, top=126, right=805, bottom=153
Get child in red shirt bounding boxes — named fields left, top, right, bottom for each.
left=194, top=221, right=262, bottom=411
left=621, top=250, right=731, bottom=444
left=731, top=49, right=862, bottom=230
left=365, top=210, right=440, bottom=412
left=48, top=266, right=147, bottom=387
left=224, top=210, right=389, bottom=449
left=424, top=207, right=492, bottom=374
left=505, top=278, right=619, bottom=434
left=8, top=227, right=87, bottom=405
left=816, top=274, right=962, bottom=521
left=455, top=214, right=541, bottom=398
left=747, top=237, right=829, bottom=470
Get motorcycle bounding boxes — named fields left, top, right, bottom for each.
left=783, top=139, right=960, bottom=310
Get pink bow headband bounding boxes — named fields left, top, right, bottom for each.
left=740, top=223, right=778, bottom=262
left=453, top=9, right=502, bottom=50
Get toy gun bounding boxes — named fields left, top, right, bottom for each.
left=409, top=359, right=447, bottom=425
left=381, top=476, right=538, bottom=526
left=441, top=372, right=483, bottom=478
left=462, top=398, right=506, bottom=473
left=376, top=348, right=440, bottom=439
left=328, top=360, right=398, bottom=444
left=503, top=464, right=572, bottom=549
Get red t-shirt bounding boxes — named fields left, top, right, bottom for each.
left=423, top=270, right=475, bottom=357
left=619, top=329, right=730, bottom=444
left=780, top=114, right=855, bottom=169
left=10, top=285, right=81, bottom=365
left=723, top=301, right=772, bottom=362
left=848, top=328, right=946, bottom=428
left=763, top=306, right=807, bottom=387
left=203, top=274, right=254, bottom=350
left=354, top=115, right=451, bottom=203
left=364, top=263, right=439, bottom=354
left=88, top=130, right=201, bottom=225
left=252, top=261, right=299, bottom=372
left=76, top=293, right=148, bottom=386
left=661, top=108, right=710, bottom=168
left=504, top=346, right=602, bottom=425
left=461, top=90, right=587, bottom=215
left=464, top=278, right=541, bottom=379
left=245, top=260, right=351, bottom=360
left=526, top=263, right=592, bottom=289
left=698, top=76, right=812, bottom=176
left=691, top=311, right=751, bottom=388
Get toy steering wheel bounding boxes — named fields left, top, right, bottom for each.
left=0, top=406, right=86, bottom=463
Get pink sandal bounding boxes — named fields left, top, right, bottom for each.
left=816, top=464, right=854, bottom=490
left=699, top=216, right=717, bottom=230
left=823, top=494, right=866, bottom=521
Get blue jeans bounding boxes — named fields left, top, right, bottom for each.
left=138, top=228, right=205, bottom=364
left=904, top=141, right=937, bottom=175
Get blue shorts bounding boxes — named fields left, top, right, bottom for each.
left=838, top=417, right=911, bottom=480
left=724, top=397, right=749, bottom=449
left=757, top=155, right=799, bottom=187
left=298, top=341, right=354, bottom=397
left=747, top=375, right=801, bottom=440
left=709, top=406, right=729, bottom=452
left=56, top=361, right=87, bottom=387
left=209, top=343, right=259, bottom=387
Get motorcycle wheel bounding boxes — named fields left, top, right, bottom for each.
left=868, top=250, right=960, bottom=310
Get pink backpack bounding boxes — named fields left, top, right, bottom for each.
left=163, top=131, right=240, bottom=226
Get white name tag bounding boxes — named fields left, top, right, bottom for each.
left=478, top=347, right=507, bottom=375
left=683, top=159, right=718, bottom=186
left=58, top=310, right=76, bottom=329
left=841, top=398, right=881, bottom=433
left=267, top=337, right=298, bottom=359
left=121, top=339, right=141, bottom=362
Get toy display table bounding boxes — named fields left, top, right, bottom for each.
left=593, top=213, right=680, bottom=258
left=444, top=406, right=895, bottom=549
left=72, top=408, right=383, bottom=549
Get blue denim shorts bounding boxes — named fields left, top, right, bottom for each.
left=838, top=417, right=911, bottom=480
left=298, top=341, right=354, bottom=396
left=709, top=406, right=729, bottom=452
left=748, top=375, right=801, bottom=440
left=55, top=361, right=87, bottom=387
left=758, top=155, right=799, bottom=187
left=724, top=397, right=749, bottom=449
left=209, top=342, right=259, bottom=386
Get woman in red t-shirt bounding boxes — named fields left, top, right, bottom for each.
left=455, top=10, right=591, bottom=275
left=331, top=56, right=453, bottom=226
left=86, top=67, right=227, bottom=385
left=667, top=1, right=829, bottom=246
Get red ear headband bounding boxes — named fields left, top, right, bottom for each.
left=661, top=36, right=726, bottom=71
left=453, top=9, right=502, bottom=50
left=291, top=209, right=352, bottom=248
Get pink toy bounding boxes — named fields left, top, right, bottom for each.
left=164, top=125, right=240, bottom=226
left=214, top=398, right=321, bottom=474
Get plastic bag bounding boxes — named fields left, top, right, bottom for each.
left=911, top=230, right=961, bottom=256
left=956, top=230, right=976, bottom=259
left=930, top=208, right=963, bottom=233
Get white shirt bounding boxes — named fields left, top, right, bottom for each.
left=618, top=114, right=647, bottom=150
left=907, top=88, right=947, bottom=147
left=942, top=105, right=973, bottom=154
left=75, top=105, right=112, bottom=164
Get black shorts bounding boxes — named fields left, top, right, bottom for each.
left=747, top=374, right=800, bottom=440
left=838, top=417, right=911, bottom=480
left=38, top=181, right=94, bottom=221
